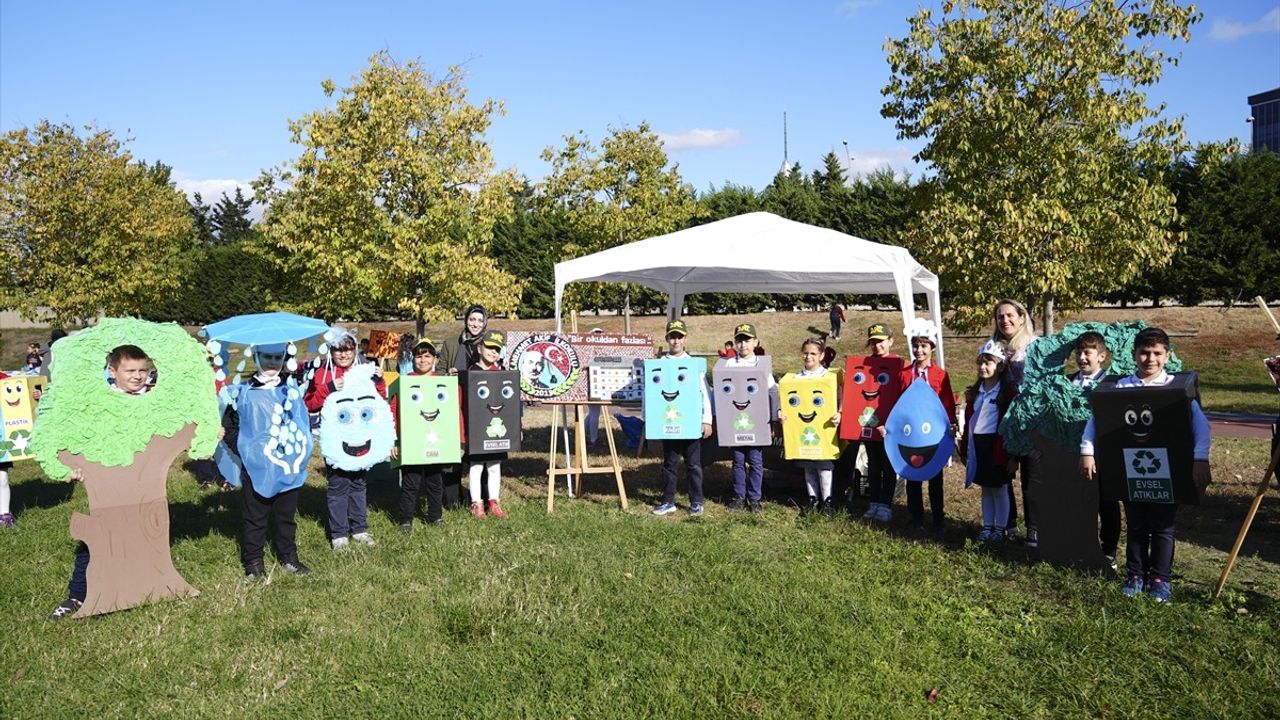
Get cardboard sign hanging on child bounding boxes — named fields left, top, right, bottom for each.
left=0, top=375, right=44, bottom=462
left=840, top=355, right=905, bottom=441
left=463, top=370, right=521, bottom=455
left=712, top=357, right=775, bottom=447
left=779, top=372, right=841, bottom=460
left=399, top=374, right=462, bottom=464
left=643, top=357, right=707, bottom=440
left=1089, top=373, right=1200, bottom=505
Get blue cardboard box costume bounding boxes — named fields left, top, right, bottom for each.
left=463, top=370, right=522, bottom=455
left=712, top=357, right=774, bottom=447
left=1089, top=373, right=1200, bottom=505
left=644, top=357, right=707, bottom=440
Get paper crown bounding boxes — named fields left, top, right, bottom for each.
left=904, top=318, right=939, bottom=344
left=978, top=339, right=1006, bottom=360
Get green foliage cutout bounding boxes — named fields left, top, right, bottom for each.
left=30, top=317, right=221, bottom=479
left=1000, top=321, right=1182, bottom=456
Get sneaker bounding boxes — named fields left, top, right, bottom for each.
left=976, top=527, right=994, bottom=543
left=746, top=499, right=762, bottom=513
left=1121, top=575, right=1145, bottom=598
left=862, top=504, right=880, bottom=520
left=652, top=502, right=677, bottom=516
left=727, top=496, right=746, bottom=511
left=331, top=537, right=350, bottom=550
left=399, top=522, right=414, bottom=534
left=486, top=500, right=508, bottom=519
left=803, top=497, right=819, bottom=516
left=49, top=598, right=82, bottom=620
left=198, top=479, right=215, bottom=490
left=990, top=528, right=1006, bottom=543
left=1005, top=525, right=1023, bottom=541
left=820, top=498, right=837, bottom=518
left=1024, top=527, right=1039, bottom=550
left=1103, top=554, right=1118, bottom=571
left=351, top=532, right=376, bottom=546
left=1147, top=578, right=1171, bottom=603
left=244, top=561, right=267, bottom=579
left=689, top=502, right=704, bottom=517
left=0, top=513, right=13, bottom=528
left=282, top=560, right=311, bottom=575
left=427, top=518, right=444, bottom=527
left=470, top=502, right=487, bottom=519
left=875, top=504, right=892, bottom=523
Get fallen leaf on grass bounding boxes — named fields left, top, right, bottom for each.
left=623, top=572, right=633, bottom=580
left=1237, top=607, right=1249, bottom=615
left=273, top=678, right=288, bottom=691
left=13, top=667, right=26, bottom=681
left=926, top=687, right=940, bottom=704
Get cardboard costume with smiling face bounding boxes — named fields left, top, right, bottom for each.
left=643, top=356, right=706, bottom=440
left=779, top=372, right=841, bottom=460
left=884, top=379, right=955, bottom=482
left=464, top=370, right=521, bottom=454
left=839, top=354, right=905, bottom=441
left=712, top=357, right=774, bottom=447
left=0, top=375, right=43, bottom=462
left=400, top=375, right=462, bottom=464
left=319, top=364, right=396, bottom=471
left=1089, top=373, right=1199, bottom=505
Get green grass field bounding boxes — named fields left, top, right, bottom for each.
left=1, top=307, right=1279, bottom=717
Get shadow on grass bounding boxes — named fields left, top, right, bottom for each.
left=10, top=474, right=75, bottom=513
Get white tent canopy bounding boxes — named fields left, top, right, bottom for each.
left=553, top=212, right=947, bottom=366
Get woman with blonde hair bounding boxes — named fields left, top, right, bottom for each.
left=990, top=298, right=1040, bottom=548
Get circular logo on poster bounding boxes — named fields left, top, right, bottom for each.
left=510, top=333, right=581, bottom=399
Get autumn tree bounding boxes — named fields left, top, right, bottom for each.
left=255, top=51, right=521, bottom=333
left=538, top=123, right=704, bottom=313
left=0, top=122, right=195, bottom=325
left=882, top=0, right=1200, bottom=331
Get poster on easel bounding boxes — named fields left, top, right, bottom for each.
left=0, top=375, right=44, bottom=462
left=1090, top=373, right=1200, bottom=505
left=712, top=357, right=774, bottom=447
left=507, top=331, right=653, bottom=402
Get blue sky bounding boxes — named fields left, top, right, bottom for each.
left=2, top=1, right=1277, bottom=203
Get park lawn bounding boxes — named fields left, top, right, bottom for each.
left=1, top=408, right=1278, bottom=718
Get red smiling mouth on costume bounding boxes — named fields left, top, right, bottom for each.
left=861, top=390, right=879, bottom=401
left=487, top=404, right=504, bottom=415
left=662, top=390, right=680, bottom=402
left=798, top=411, right=817, bottom=423
left=4, top=399, right=18, bottom=408
left=733, top=400, right=750, bottom=411
left=420, top=409, right=440, bottom=422
left=342, top=440, right=371, bottom=456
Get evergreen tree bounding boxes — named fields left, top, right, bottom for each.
left=211, top=187, right=254, bottom=243
left=188, top=192, right=216, bottom=245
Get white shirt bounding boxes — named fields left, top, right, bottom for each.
left=1069, top=368, right=1107, bottom=389
left=971, top=380, right=1002, bottom=434
left=1079, top=371, right=1210, bottom=460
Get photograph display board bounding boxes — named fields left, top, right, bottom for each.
left=711, top=357, right=775, bottom=447
left=839, top=355, right=905, bottom=441
left=1090, top=373, right=1200, bottom=505
left=464, top=370, right=522, bottom=454
left=643, top=357, right=707, bottom=440
left=507, top=331, right=653, bottom=402
left=779, top=372, right=841, bottom=460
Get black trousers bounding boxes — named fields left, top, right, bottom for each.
left=906, top=473, right=944, bottom=526
left=1006, top=453, right=1040, bottom=530
left=240, top=482, right=300, bottom=568
left=1099, top=500, right=1122, bottom=556
left=1123, top=501, right=1178, bottom=583
left=661, top=437, right=704, bottom=505
left=864, top=442, right=895, bottom=505
left=399, top=464, right=444, bottom=524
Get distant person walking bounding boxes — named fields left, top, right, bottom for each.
left=829, top=303, right=845, bottom=340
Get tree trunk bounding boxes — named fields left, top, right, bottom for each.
left=60, top=424, right=199, bottom=618
left=1043, top=294, right=1056, bottom=335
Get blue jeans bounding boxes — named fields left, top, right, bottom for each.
left=731, top=447, right=765, bottom=501
left=326, top=467, right=369, bottom=539
left=661, top=438, right=704, bottom=505
left=67, top=542, right=90, bottom=601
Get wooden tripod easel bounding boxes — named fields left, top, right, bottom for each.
left=545, top=400, right=628, bottom=513
left=1212, top=297, right=1280, bottom=600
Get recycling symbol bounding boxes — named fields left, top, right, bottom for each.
left=801, top=428, right=820, bottom=446
left=487, top=418, right=507, bottom=438
left=858, top=407, right=878, bottom=427
left=1131, top=449, right=1161, bottom=475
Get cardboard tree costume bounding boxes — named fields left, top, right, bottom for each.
left=463, top=370, right=521, bottom=455
left=319, top=363, right=396, bottom=472
left=0, top=375, right=45, bottom=462
left=780, top=372, right=841, bottom=460
left=884, top=378, right=956, bottom=482
left=1000, top=321, right=1184, bottom=569
left=839, top=355, right=905, bottom=441
left=29, top=318, right=220, bottom=618
left=712, top=357, right=775, bottom=447
left=399, top=374, right=462, bottom=464
left=643, top=357, right=707, bottom=440
left=1089, top=373, right=1201, bottom=505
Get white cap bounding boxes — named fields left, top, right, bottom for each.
left=904, top=318, right=940, bottom=344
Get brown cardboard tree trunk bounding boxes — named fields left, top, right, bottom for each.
left=59, top=424, right=199, bottom=618
left=1030, top=430, right=1107, bottom=572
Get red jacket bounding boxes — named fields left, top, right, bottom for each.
left=899, top=362, right=957, bottom=426
left=304, top=363, right=388, bottom=412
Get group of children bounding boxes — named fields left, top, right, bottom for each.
left=652, top=320, right=1211, bottom=604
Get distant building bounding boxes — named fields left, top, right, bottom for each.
left=1248, top=87, right=1280, bottom=154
